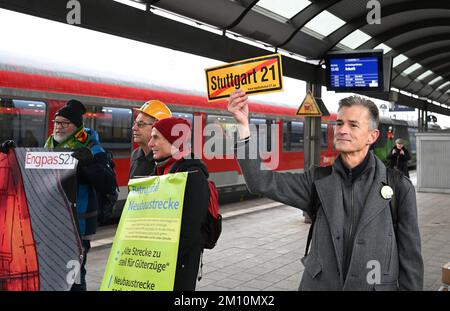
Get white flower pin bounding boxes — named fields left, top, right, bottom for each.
left=381, top=185, right=394, bottom=200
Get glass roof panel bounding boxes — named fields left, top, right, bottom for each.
left=114, top=0, right=146, bottom=10
left=374, top=43, right=392, bottom=54
left=437, top=81, right=450, bottom=90
left=256, top=0, right=311, bottom=19
left=429, top=76, right=443, bottom=85
left=417, top=70, right=433, bottom=80
left=303, top=11, right=346, bottom=37
left=339, top=30, right=371, bottom=49
left=403, top=63, right=422, bottom=75
left=393, top=54, right=408, bottom=67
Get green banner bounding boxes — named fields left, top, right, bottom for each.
left=100, top=172, right=188, bottom=291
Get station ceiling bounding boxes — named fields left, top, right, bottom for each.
left=1, top=0, right=450, bottom=116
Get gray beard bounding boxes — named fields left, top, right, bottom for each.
left=53, top=134, right=65, bottom=143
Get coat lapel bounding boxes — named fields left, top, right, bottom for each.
left=315, top=173, right=345, bottom=279
left=355, top=159, right=390, bottom=236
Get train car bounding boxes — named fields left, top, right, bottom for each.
left=0, top=61, right=338, bottom=216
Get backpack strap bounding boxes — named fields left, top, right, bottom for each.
left=304, top=165, right=333, bottom=257
left=386, top=167, right=402, bottom=230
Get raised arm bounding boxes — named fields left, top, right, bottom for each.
left=228, top=89, right=314, bottom=212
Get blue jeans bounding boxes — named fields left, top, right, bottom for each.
left=71, top=239, right=91, bottom=291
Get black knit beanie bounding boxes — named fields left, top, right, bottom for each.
left=55, top=99, right=86, bottom=127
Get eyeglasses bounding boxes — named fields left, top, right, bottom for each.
left=52, top=120, right=72, bottom=128
left=133, top=121, right=154, bottom=128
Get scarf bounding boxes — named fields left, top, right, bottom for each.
left=154, top=156, right=179, bottom=175
left=44, top=126, right=90, bottom=149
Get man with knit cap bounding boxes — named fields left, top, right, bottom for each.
left=129, top=100, right=172, bottom=179
left=45, top=99, right=117, bottom=291
left=149, top=117, right=209, bottom=291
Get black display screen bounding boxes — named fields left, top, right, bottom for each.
left=325, top=50, right=384, bottom=92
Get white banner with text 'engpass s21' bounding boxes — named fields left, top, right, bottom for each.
left=25, top=152, right=77, bottom=169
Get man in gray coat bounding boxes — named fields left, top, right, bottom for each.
left=228, top=89, right=423, bottom=291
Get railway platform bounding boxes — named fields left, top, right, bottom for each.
left=86, top=171, right=449, bottom=291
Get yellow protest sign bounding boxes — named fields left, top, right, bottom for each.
left=205, top=53, right=283, bottom=101
left=100, top=173, right=188, bottom=291
left=296, top=91, right=323, bottom=116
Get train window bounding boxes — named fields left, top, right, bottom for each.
left=283, top=121, right=290, bottom=150
left=171, top=112, right=194, bottom=148
left=250, top=118, right=274, bottom=152
left=83, top=106, right=133, bottom=158
left=283, top=121, right=304, bottom=151
left=205, top=115, right=237, bottom=157
left=0, top=98, right=47, bottom=147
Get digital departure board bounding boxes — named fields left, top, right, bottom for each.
left=325, top=50, right=385, bottom=92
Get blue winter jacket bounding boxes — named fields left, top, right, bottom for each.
left=76, top=128, right=116, bottom=237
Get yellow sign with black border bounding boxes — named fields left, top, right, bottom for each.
left=205, top=54, right=283, bottom=102
left=296, top=91, right=323, bottom=116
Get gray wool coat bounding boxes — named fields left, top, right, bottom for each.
left=236, top=140, right=423, bottom=291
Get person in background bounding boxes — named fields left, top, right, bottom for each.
left=44, top=99, right=116, bottom=291
left=129, top=100, right=172, bottom=179
left=387, top=138, right=411, bottom=178
left=149, top=117, right=209, bottom=291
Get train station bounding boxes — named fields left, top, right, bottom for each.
left=0, top=0, right=449, bottom=296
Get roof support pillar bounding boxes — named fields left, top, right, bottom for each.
left=303, top=82, right=322, bottom=223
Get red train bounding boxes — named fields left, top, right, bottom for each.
left=0, top=64, right=338, bottom=213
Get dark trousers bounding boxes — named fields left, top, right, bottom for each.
left=173, top=247, right=202, bottom=291
left=71, top=239, right=91, bottom=291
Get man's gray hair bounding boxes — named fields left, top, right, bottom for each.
left=337, top=95, right=379, bottom=130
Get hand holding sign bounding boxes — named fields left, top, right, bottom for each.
left=1, top=140, right=15, bottom=154
left=71, top=147, right=94, bottom=166
left=227, top=89, right=250, bottom=139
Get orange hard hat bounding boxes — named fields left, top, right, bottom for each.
left=136, top=100, right=172, bottom=120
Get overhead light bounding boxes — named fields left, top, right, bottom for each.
left=403, top=63, right=422, bottom=75
left=437, top=81, right=450, bottom=90
left=417, top=70, right=433, bottom=80
left=429, top=76, right=443, bottom=85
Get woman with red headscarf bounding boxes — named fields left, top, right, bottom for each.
left=148, top=117, right=209, bottom=291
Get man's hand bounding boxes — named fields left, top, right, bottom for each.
left=227, top=89, right=250, bottom=139
left=400, top=150, right=405, bottom=155
left=71, top=147, right=94, bottom=166
left=1, top=140, right=15, bottom=154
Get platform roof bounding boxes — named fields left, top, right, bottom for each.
left=1, top=0, right=450, bottom=116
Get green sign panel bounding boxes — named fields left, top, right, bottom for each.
left=100, top=172, right=188, bottom=291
